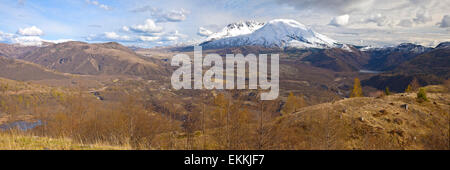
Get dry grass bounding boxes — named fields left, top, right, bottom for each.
left=1, top=81, right=448, bottom=150
left=0, top=132, right=130, bottom=150
left=277, top=86, right=450, bottom=150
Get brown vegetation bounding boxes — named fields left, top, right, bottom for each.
left=350, top=78, right=363, bottom=97
left=1, top=78, right=448, bottom=150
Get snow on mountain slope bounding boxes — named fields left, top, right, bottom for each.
left=206, top=21, right=265, bottom=41
left=201, top=19, right=338, bottom=49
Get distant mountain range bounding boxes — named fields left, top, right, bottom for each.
left=0, top=41, right=169, bottom=80
left=0, top=19, right=448, bottom=93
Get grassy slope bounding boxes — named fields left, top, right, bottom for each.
left=0, top=132, right=130, bottom=150
left=277, top=85, right=449, bottom=149
left=1, top=83, right=448, bottom=150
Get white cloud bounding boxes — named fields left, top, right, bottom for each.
left=329, top=14, right=350, bottom=27
left=276, top=0, right=374, bottom=14
left=86, top=0, right=110, bottom=10
left=104, top=32, right=130, bottom=40
left=158, top=30, right=187, bottom=42
left=398, top=19, right=413, bottom=27
left=158, top=9, right=190, bottom=22
left=413, top=12, right=432, bottom=24
left=161, top=36, right=178, bottom=41
left=1, top=28, right=72, bottom=46
left=86, top=32, right=132, bottom=41
left=0, top=31, right=14, bottom=42
left=17, top=26, right=44, bottom=36
left=139, top=36, right=160, bottom=42
left=122, top=26, right=130, bottom=32
left=439, top=15, right=450, bottom=28
left=128, top=19, right=163, bottom=34
left=360, top=14, right=393, bottom=27
left=99, top=4, right=110, bottom=10
left=45, top=39, right=74, bottom=44
left=130, top=5, right=158, bottom=13
left=168, top=30, right=187, bottom=38
left=131, top=6, right=189, bottom=22
left=12, top=36, right=43, bottom=46
left=197, top=27, right=214, bottom=37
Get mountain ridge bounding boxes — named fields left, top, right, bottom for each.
left=14, top=41, right=169, bottom=80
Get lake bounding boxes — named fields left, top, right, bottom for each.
left=0, top=120, right=42, bottom=131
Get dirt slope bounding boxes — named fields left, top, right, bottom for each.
left=18, top=41, right=168, bottom=79
left=275, top=86, right=449, bottom=149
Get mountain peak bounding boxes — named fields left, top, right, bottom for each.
left=225, top=20, right=264, bottom=29
left=207, top=20, right=264, bottom=41
left=201, top=19, right=337, bottom=49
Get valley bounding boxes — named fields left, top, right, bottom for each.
left=0, top=19, right=449, bottom=150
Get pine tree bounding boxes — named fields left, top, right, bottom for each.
left=350, top=78, right=363, bottom=97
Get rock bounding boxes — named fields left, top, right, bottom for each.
left=374, top=109, right=389, bottom=117
left=358, top=117, right=365, bottom=122
left=401, top=104, right=408, bottom=110
left=389, top=129, right=405, bottom=137
left=96, top=96, right=104, bottom=101
left=393, top=118, right=403, bottom=125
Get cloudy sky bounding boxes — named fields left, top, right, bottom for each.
left=0, top=0, right=449, bottom=47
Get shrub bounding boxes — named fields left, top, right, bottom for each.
left=417, top=88, right=428, bottom=102
left=405, top=84, right=412, bottom=93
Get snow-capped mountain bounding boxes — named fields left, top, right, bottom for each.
left=206, top=21, right=265, bottom=41
left=362, top=43, right=432, bottom=53
left=201, top=19, right=338, bottom=49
